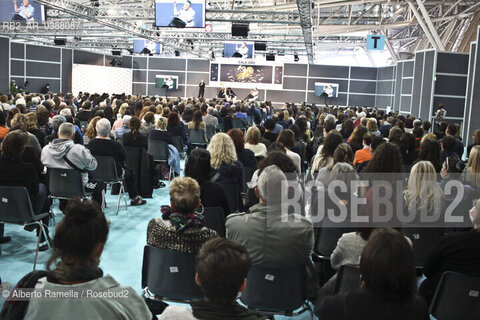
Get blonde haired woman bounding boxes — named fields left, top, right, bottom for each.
left=10, top=113, right=41, bottom=155
left=207, top=133, right=244, bottom=211
left=147, top=176, right=217, bottom=253
left=83, top=116, right=101, bottom=145
left=366, top=118, right=380, bottom=136
left=404, top=161, right=444, bottom=223
left=465, top=145, right=480, bottom=187
left=245, top=126, right=267, bottom=158
left=112, top=103, right=128, bottom=133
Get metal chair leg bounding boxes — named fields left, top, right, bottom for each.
left=116, top=183, right=123, bottom=216
left=33, top=221, right=42, bottom=271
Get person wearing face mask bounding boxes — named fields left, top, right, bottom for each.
left=419, top=198, right=480, bottom=305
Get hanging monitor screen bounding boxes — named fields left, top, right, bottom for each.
left=1, top=0, right=46, bottom=23
left=223, top=41, right=254, bottom=59
left=155, top=0, right=205, bottom=28
left=133, top=39, right=162, bottom=54
left=155, top=75, right=179, bottom=90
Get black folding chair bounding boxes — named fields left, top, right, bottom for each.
left=202, top=207, right=226, bottom=237
left=240, top=264, right=313, bottom=318
left=116, top=137, right=123, bottom=145
left=206, top=125, right=216, bottom=141
left=430, top=272, right=480, bottom=320
left=148, top=139, right=172, bottom=182
left=0, top=186, right=51, bottom=270
left=188, top=129, right=208, bottom=147
left=334, top=265, right=361, bottom=294
left=232, top=118, right=247, bottom=131
left=141, top=246, right=203, bottom=303
left=172, top=135, right=185, bottom=159
left=47, top=168, right=91, bottom=200
left=93, top=156, right=127, bottom=215
left=402, top=227, right=445, bottom=268
left=222, top=184, right=242, bottom=213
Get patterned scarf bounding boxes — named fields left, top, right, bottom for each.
left=161, top=205, right=205, bottom=232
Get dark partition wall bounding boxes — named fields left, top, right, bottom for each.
left=375, top=66, right=395, bottom=109
left=464, top=42, right=477, bottom=147
left=0, top=36, right=9, bottom=93
left=465, top=26, right=480, bottom=149
left=394, top=60, right=415, bottom=114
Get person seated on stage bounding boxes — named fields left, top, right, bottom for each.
left=244, top=88, right=259, bottom=102
left=317, top=228, right=429, bottom=320
left=87, top=119, right=146, bottom=206
left=226, top=88, right=236, bottom=100
left=168, top=0, right=196, bottom=28
left=122, top=116, right=147, bottom=150
left=0, top=131, right=50, bottom=248
left=233, top=105, right=247, bottom=123
left=159, top=238, right=268, bottom=320
left=217, top=87, right=226, bottom=99
left=114, top=115, right=131, bottom=140
left=10, top=199, right=154, bottom=320
left=147, top=176, right=217, bottom=252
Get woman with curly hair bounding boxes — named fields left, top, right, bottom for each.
left=207, top=133, right=244, bottom=211
left=347, top=125, right=367, bottom=154
left=83, top=116, right=101, bottom=146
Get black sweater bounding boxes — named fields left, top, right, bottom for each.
left=318, top=290, right=429, bottom=320
left=420, top=229, right=480, bottom=303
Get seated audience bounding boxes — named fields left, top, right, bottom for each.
left=366, top=118, right=380, bottom=136
left=123, top=116, right=147, bottom=150
left=347, top=125, right=367, bottom=154
left=317, top=228, right=429, bottom=320
left=414, top=139, right=442, bottom=173
left=399, top=132, right=418, bottom=171
left=276, top=129, right=301, bottom=173
left=207, top=133, right=244, bottom=210
left=467, top=129, right=480, bottom=158
left=440, top=135, right=459, bottom=162
left=0, top=131, right=50, bottom=248
left=42, top=122, right=103, bottom=208
left=25, top=113, right=46, bottom=148
left=444, top=123, right=464, bottom=159
left=188, top=110, right=208, bottom=142
left=419, top=198, right=480, bottom=304
left=147, top=177, right=217, bottom=252
left=167, top=112, right=190, bottom=150
left=227, top=165, right=317, bottom=299
left=465, top=145, right=480, bottom=188
left=185, top=148, right=231, bottom=218
left=114, top=115, right=131, bottom=140
left=7, top=199, right=153, bottom=320
left=87, top=118, right=146, bottom=206
left=311, top=130, right=343, bottom=175
left=262, top=118, right=278, bottom=143
left=149, top=117, right=173, bottom=144
left=0, top=111, right=9, bottom=139
left=83, top=116, right=101, bottom=146
left=353, top=133, right=373, bottom=167
left=10, top=113, right=42, bottom=155
left=245, top=126, right=267, bottom=158
left=202, top=106, right=219, bottom=128
left=139, top=111, right=156, bottom=136
left=228, top=128, right=257, bottom=170
left=159, top=238, right=268, bottom=320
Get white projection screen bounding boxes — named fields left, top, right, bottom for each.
left=72, top=64, right=132, bottom=95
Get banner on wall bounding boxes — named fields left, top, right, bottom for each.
left=209, top=61, right=283, bottom=89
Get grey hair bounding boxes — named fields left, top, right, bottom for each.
left=59, top=108, right=72, bottom=117
left=96, top=118, right=111, bottom=137
left=329, top=162, right=357, bottom=185
left=51, top=115, right=66, bottom=131
left=207, top=107, right=215, bottom=115
left=325, top=114, right=336, bottom=123
left=123, top=115, right=132, bottom=126
left=257, top=165, right=288, bottom=204
left=58, top=122, right=75, bottom=138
